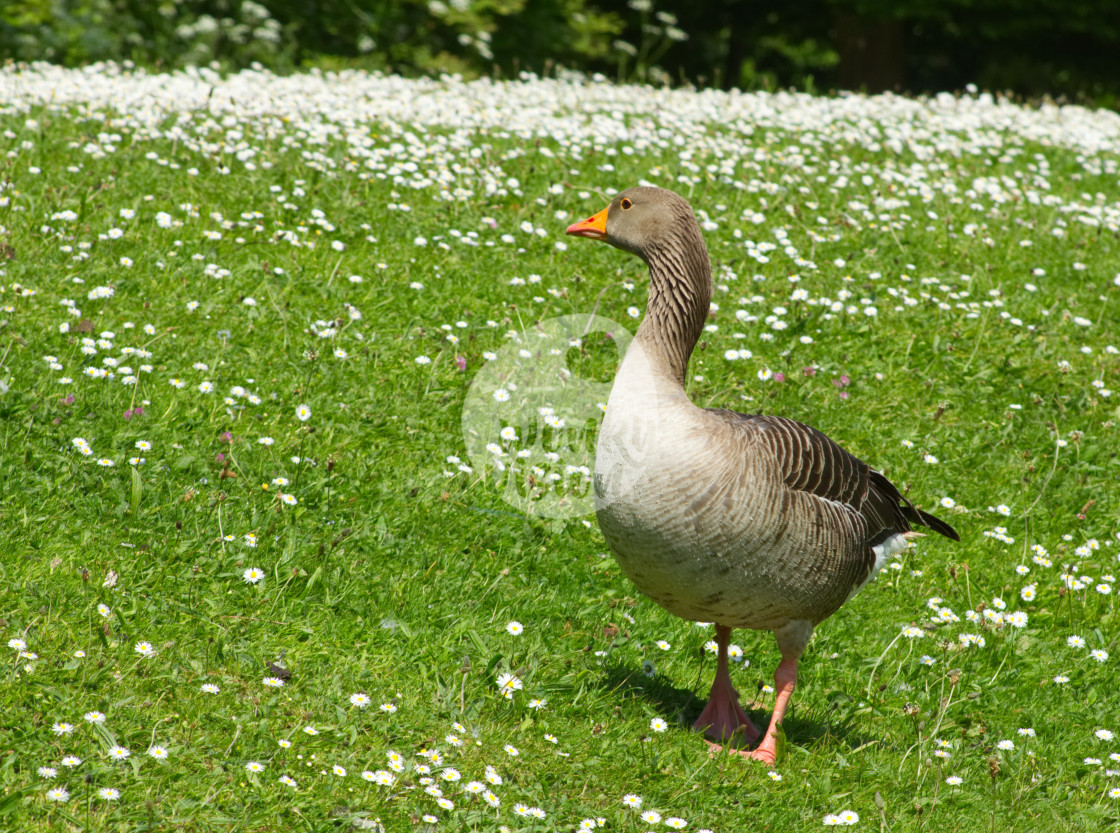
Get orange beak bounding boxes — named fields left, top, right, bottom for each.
left=566, top=206, right=609, bottom=240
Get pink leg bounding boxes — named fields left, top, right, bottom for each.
left=741, top=655, right=797, bottom=764
left=710, top=620, right=811, bottom=765
left=693, top=625, right=760, bottom=745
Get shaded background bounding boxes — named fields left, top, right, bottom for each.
left=2, top=0, right=1119, bottom=105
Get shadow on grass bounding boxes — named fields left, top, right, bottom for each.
left=601, top=662, right=873, bottom=753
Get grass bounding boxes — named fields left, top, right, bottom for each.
left=0, top=64, right=1118, bottom=831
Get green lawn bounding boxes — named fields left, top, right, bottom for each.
left=1, top=65, right=1118, bottom=831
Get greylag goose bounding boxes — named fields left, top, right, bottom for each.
left=566, top=186, right=959, bottom=764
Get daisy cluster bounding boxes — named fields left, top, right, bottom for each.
left=11, top=611, right=735, bottom=828
left=884, top=523, right=1118, bottom=782
left=22, top=701, right=170, bottom=807
left=1, top=64, right=1117, bottom=514
left=49, top=318, right=312, bottom=508
left=916, top=531, right=1117, bottom=662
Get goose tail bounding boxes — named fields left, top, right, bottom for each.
left=909, top=506, right=960, bottom=542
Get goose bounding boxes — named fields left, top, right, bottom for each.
left=566, top=186, right=959, bottom=764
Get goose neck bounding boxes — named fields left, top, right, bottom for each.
left=633, top=246, right=712, bottom=388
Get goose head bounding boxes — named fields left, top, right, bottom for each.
left=565, top=186, right=701, bottom=264
left=566, top=186, right=713, bottom=381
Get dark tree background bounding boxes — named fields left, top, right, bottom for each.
left=2, top=0, right=1118, bottom=105
left=645, top=0, right=1120, bottom=100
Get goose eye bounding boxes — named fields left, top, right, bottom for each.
left=620, top=198, right=633, bottom=210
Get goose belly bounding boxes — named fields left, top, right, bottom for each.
left=594, top=459, right=860, bottom=630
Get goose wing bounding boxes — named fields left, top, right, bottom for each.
left=717, top=410, right=959, bottom=551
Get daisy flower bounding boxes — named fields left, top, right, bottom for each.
left=505, top=621, right=524, bottom=636
left=98, top=787, right=120, bottom=800
left=245, top=761, right=265, bottom=772
left=349, top=692, right=370, bottom=708
left=496, top=672, right=523, bottom=697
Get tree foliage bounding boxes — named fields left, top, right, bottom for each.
left=1, top=0, right=1119, bottom=103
